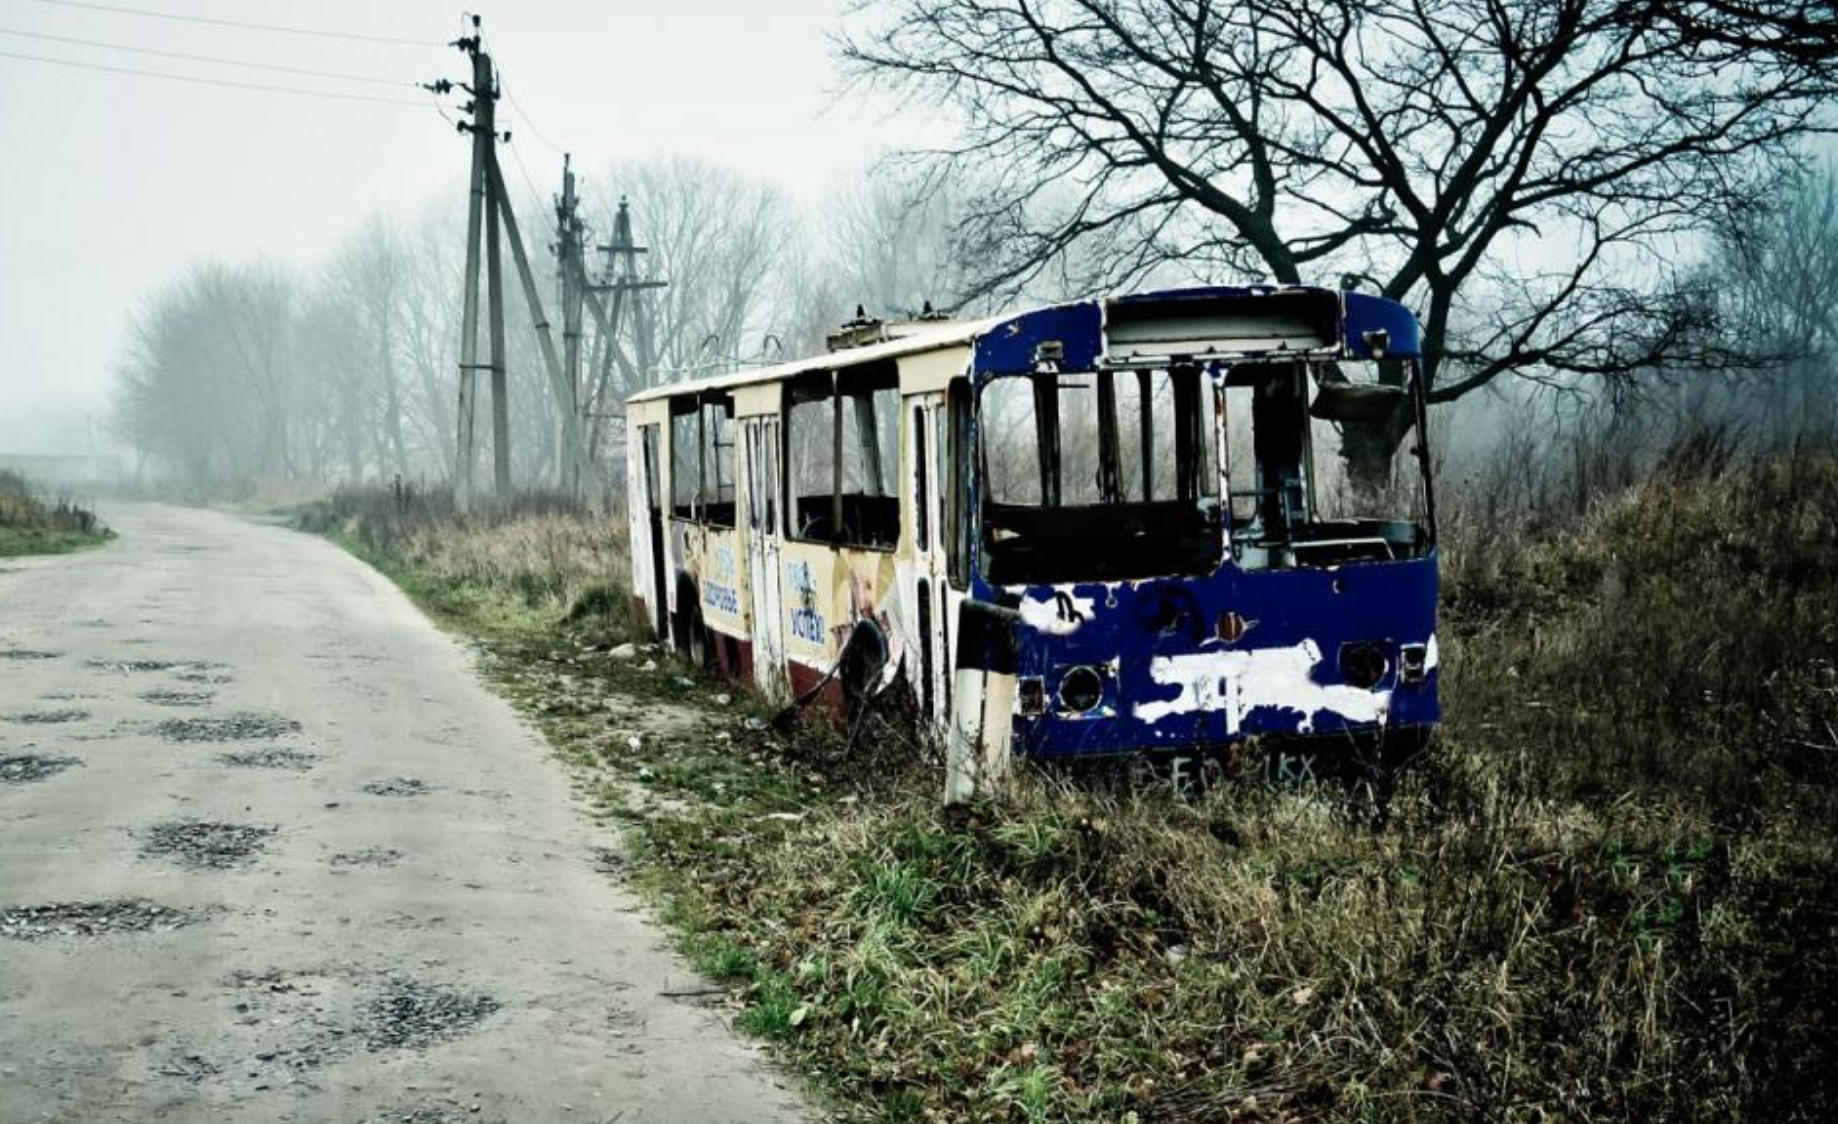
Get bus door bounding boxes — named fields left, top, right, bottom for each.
left=743, top=416, right=788, bottom=698
left=639, top=424, right=668, bottom=639
left=909, top=394, right=952, bottom=727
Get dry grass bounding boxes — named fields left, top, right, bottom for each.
left=321, top=450, right=1838, bottom=1123
left=297, top=483, right=633, bottom=632
left=0, top=470, right=111, bottom=556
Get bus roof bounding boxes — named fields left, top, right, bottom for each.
left=624, top=314, right=1000, bottom=405
left=623, top=286, right=1419, bottom=405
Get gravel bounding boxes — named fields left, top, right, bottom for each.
left=363, top=777, right=431, bottom=797
left=85, top=658, right=183, bottom=673
left=360, top=978, right=501, bottom=1050
left=154, top=713, right=301, bottom=743
left=140, top=821, right=277, bottom=868
left=0, top=754, right=81, bottom=783
left=4, top=708, right=89, bottom=725
left=218, top=748, right=317, bottom=770
left=330, top=847, right=404, bottom=869
left=140, top=688, right=216, bottom=708
left=1, top=900, right=194, bottom=941
left=155, top=1053, right=220, bottom=1084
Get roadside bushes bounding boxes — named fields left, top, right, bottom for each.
left=0, top=470, right=111, bottom=556
left=298, top=484, right=634, bottom=631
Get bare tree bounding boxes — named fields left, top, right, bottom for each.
left=1717, top=164, right=1838, bottom=437
left=843, top=0, right=1838, bottom=483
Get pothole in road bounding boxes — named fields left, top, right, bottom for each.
left=215, top=968, right=503, bottom=1080
left=363, top=777, right=431, bottom=797
left=1, top=900, right=195, bottom=940
left=219, top=748, right=317, bottom=771
left=141, top=688, right=215, bottom=708
left=141, top=821, right=276, bottom=868
left=155, top=1053, right=220, bottom=1084
left=0, top=754, right=81, bottom=783
left=4, top=708, right=89, bottom=725
left=382, top=1101, right=507, bottom=1124
left=155, top=713, right=300, bottom=743
left=360, top=977, right=501, bottom=1050
left=0, top=648, right=59, bottom=661
left=86, top=658, right=184, bottom=673
left=330, top=847, right=403, bottom=869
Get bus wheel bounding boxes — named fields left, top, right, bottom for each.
left=674, top=576, right=713, bottom=672
left=838, top=620, right=888, bottom=709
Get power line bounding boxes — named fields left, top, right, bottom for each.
left=505, top=131, right=546, bottom=206
left=503, top=85, right=564, bottom=156
left=0, top=26, right=407, bottom=86
left=0, top=48, right=430, bottom=106
left=23, top=0, right=436, bottom=48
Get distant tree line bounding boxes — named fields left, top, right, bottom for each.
left=111, top=159, right=976, bottom=498
left=112, top=129, right=1838, bottom=500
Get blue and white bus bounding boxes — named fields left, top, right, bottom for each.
left=625, top=285, right=1439, bottom=800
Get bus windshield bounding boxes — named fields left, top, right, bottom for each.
left=978, top=368, right=1222, bottom=584
left=977, top=360, right=1434, bottom=584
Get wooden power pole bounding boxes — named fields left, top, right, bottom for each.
left=484, top=151, right=588, bottom=504
left=452, top=22, right=492, bottom=515
left=486, top=141, right=511, bottom=499
left=557, top=156, right=586, bottom=500
left=443, top=19, right=587, bottom=507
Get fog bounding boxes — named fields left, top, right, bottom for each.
left=0, top=0, right=879, bottom=455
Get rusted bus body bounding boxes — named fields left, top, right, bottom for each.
left=626, top=286, right=1440, bottom=799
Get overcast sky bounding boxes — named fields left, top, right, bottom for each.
left=0, top=0, right=900, bottom=452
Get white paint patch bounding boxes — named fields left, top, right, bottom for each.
left=1424, top=633, right=1439, bottom=670
left=1132, top=640, right=1390, bottom=733
left=1016, top=591, right=1097, bottom=637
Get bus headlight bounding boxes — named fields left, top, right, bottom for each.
left=1339, top=642, right=1389, bottom=690
left=1056, top=666, right=1105, bottom=715
left=1399, top=643, right=1429, bottom=685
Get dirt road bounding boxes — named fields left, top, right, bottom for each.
left=0, top=503, right=808, bottom=1124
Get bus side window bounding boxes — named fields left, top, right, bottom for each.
left=701, top=395, right=737, bottom=529
left=786, top=372, right=837, bottom=543
left=947, top=376, right=970, bottom=589
left=670, top=397, right=700, bottom=520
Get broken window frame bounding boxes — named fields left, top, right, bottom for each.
left=782, top=366, right=901, bottom=552
left=667, top=392, right=736, bottom=528
left=1220, top=357, right=1438, bottom=569
left=974, top=366, right=1223, bottom=584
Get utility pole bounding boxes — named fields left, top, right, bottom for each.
left=556, top=155, right=585, bottom=500
left=448, top=19, right=491, bottom=515
left=484, top=151, right=588, bottom=504
left=486, top=151, right=510, bottom=499
left=440, top=18, right=585, bottom=507
left=597, top=198, right=662, bottom=389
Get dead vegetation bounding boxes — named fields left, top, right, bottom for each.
left=0, top=470, right=111, bottom=557
left=316, top=453, right=1838, bottom=1122
left=297, top=484, right=634, bottom=634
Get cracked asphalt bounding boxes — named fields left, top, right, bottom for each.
left=0, top=503, right=808, bottom=1124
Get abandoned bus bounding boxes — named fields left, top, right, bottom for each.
left=625, top=286, right=1439, bottom=798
